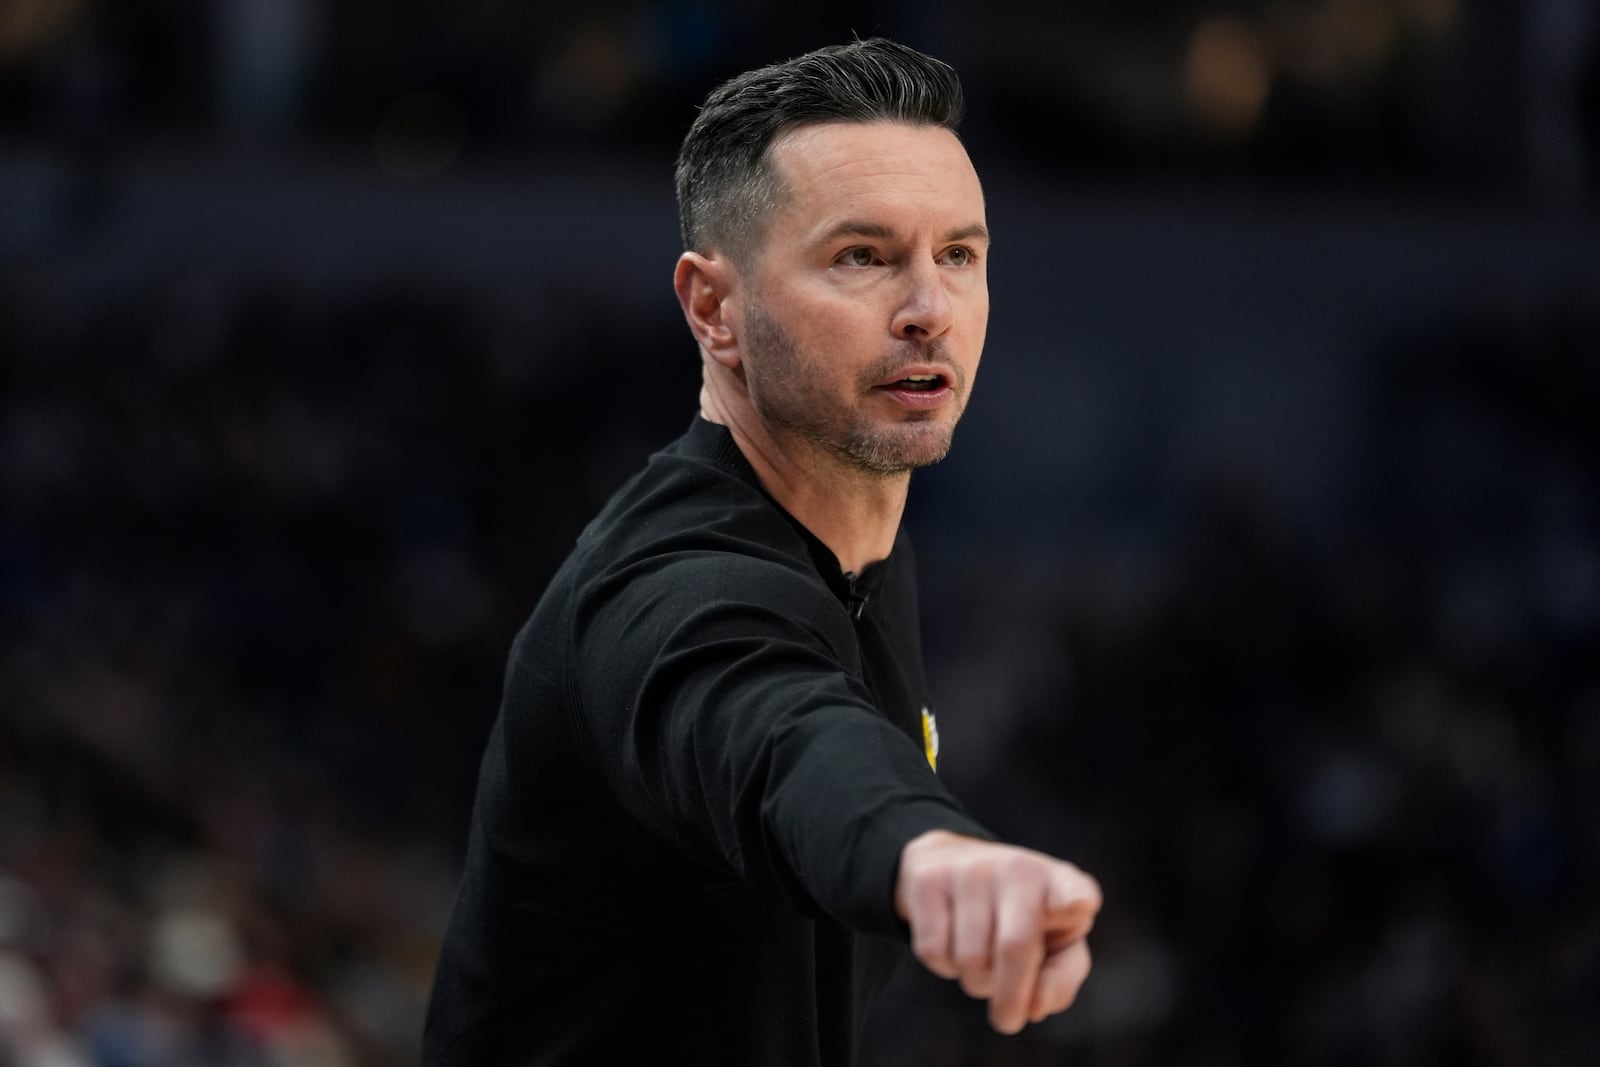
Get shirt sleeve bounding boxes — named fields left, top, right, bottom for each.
left=569, top=551, right=993, bottom=936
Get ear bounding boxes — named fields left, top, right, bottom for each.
left=674, top=251, right=741, bottom=368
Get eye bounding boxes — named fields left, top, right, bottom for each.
left=941, top=246, right=977, bottom=267
left=837, top=246, right=878, bottom=268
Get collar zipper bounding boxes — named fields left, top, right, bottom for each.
left=843, top=571, right=870, bottom=620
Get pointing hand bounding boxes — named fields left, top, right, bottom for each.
left=895, top=830, right=1101, bottom=1034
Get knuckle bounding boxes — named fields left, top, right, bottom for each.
left=910, top=932, right=957, bottom=975
left=912, top=941, right=947, bottom=964
left=957, top=858, right=994, bottom=893
left=953, top=942, right=988, bottom=970
left=959, top=972, right=993, bottom=999
left=996, top=929, right=1034, bottom=959
left=1000, top=852, right=1041, bottom=884
left=910, top=875, right=946, bottom=912
left=908, top=862, right=948, bottom=893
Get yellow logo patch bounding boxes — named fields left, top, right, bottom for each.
left=920, top=707, right=939, bottom=772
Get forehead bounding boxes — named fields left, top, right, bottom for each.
left=764, top=121, right=985, bottom=237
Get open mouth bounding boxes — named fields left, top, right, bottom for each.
left=874, top=369, right=954, bottom=408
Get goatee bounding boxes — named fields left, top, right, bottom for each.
left=741, top=303, right=966, bottom=475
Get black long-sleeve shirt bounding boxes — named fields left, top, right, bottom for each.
left=424, top=416, right=992, bottom=1065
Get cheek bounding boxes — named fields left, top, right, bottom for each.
left=958, top=293, right=989, bottom=362
left=796, top=300, right=876, bottom=359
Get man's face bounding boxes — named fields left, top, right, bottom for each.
left=735, top=121, right=989, bottom=475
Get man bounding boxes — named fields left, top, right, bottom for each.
left=424, top=37, right=1101, bottom=1064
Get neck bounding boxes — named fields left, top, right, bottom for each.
left=700, top=376, right=908, bottom=577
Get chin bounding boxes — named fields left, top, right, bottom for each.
left=840, top=423, right=957, bottom=474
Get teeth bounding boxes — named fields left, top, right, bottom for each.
left=905, top=375, right=937, bottom=381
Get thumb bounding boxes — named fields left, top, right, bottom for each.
left=1042, top=865, right=1102, bottom=942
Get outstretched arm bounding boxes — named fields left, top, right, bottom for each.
left=895, top=830, right=1102, bottom=1035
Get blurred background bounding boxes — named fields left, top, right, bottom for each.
left=2, top=1, right=1598, bottom=1064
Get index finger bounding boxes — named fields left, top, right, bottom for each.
left=986, top=875, right=1047, bottom=1034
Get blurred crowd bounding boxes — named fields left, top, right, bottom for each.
left=869, top=287, right=1600, bottom=1066
left=0, top=270, right=694, bottom=1064
left=2, top=0, right=1596, bottom=190
left=3, top=266, right=1596, bottom=1065
left=3, top=2, right=1599, bottom=1065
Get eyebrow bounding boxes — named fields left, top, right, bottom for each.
left=817, top=220, right=991, bottom=245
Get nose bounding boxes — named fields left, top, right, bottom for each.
left=891, top=258, right=953, bottom=341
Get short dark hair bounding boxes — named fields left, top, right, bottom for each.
left=674, top=37, right=965, bottom=264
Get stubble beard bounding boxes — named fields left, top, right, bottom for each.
left=741, top=302, right=967, bottom=476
